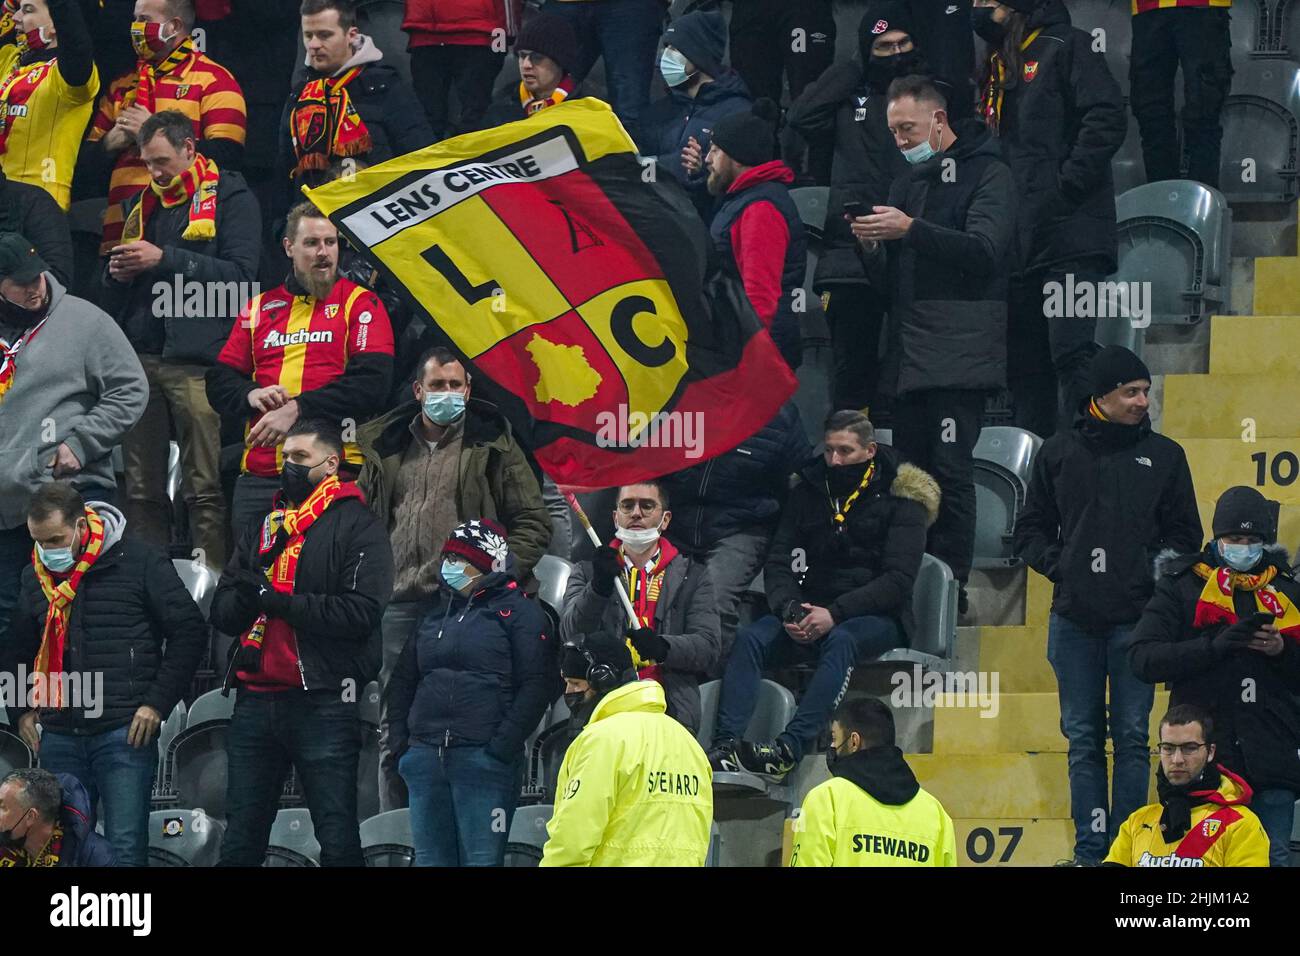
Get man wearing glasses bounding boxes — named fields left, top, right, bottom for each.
left=481, top=13, right=581, bottom=128
left=1104, top=706, right=1268, bottom=867
left=560, top=480, right=720, bottom=736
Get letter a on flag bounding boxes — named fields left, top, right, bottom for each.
left=303, top=99, right=797, bottom=490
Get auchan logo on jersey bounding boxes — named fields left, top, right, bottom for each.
left=262, top=328, right=335, bottom=348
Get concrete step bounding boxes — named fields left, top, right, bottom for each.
left=1253, top=253, right=1300, bottom=314
left=1163, top=373, right=1300, bottom=439
left=932, top=691, right=1170, bottom=754
left=1178, top=439, right=1300, bottom=505
left=1208, top=315, right=1300, bottom=375
left=909, top=753, right=1157, bottom=818
left=974, top=625, right=1054, bottom=694
left=1026, top=569, right=1052, bottom=628
left=954, top=818, right=1074, bottom=867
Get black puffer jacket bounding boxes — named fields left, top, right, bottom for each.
left=2, top=505, right=206, bottom=734
left=0, top=170, right=73, bottom=287
left=661, top=401, right=812, bottom=557
left=764, top=445, right=940, bottom=636
left=1130, top=546, right=1300, bottom=792
left=986, top=0, right=1126, bottom=276
left=864, top=119, right=1015, bottom=397
left=1013, top=406, right=1203, bottom=631
left=384, top=571, right=558, bottom=762
left=100, top=169, right=262, bottom=364
left=212, top=491, right=395, bottom=693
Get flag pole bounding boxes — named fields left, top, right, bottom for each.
left=563, top=491, right=640, bottom=630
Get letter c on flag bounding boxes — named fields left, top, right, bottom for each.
left=611, top=295, right=674, bottom=368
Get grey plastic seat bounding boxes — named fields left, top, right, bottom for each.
left=360, top=808, right=415, bottom=867
left=971, top=427, right=1040, bottom=570
left=359, top=680, right=381, bottom=729
left=264, top=808, right=320, bottom=866
left=1230, top=0, right=1267, bottom=54
left=698, top=678, right=797, bottom=798
left=1110, top=110, right=1146, bottom=198
left=876, top=553, right=958, bottom=671
left=147, top=808, right=224, bottom=866
left=356, top=719, right=382, bottom=823
left=166, top=689, right=234, bottom=817
left=874, top=427, right=892, bottom=446
left=504, top=804, right=553, bottom=866
left=152, top=700, right=187, bottom=805
left=1218, top=59, right=1300, bottom=202
left=172, top=560, right=219, bottom=620
left=533, top=554, right=573, bottom=633
left=790, top=186, right=830, bottom=242
left=186, top=687, right=235, bottom=727
left=974, top=426, right=1041, bottom=488
left=0, top=728, right=33, bottom=775
left=1111, top=181, right=1231, bottom=325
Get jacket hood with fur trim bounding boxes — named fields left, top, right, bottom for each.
left=1153, top=542, right=1294, bottom=581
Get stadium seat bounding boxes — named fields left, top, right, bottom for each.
left=265, top=808, right=321, bottom=866
left=1217, top=59, right=1300, bottom=202
left=172, top=559, right=219, bottom=620
left=1063, top=0, right=1132, bottom=97
left=1230, top=0, right=1269, bottom=54
left=0, top=727, right=33, bottom=776
left=186, top=687, right=235, bottom=727
left=874, top=427, right=892, bottom=446
left=504, top=803, right=552, bottom=866
left=357, top=689, right=382, bottom=822
left=790, top=186, right=830, bottom=244
left=876, top=553, right=959, bottom=671
left=152, top=700, right=187, bottom=807
left=1111, top=181, right=1231, bottom=325
left=1110, top=110, right=1146, bottom=198
left=533, top=554, right=574, bottom=631
left=696, top=678, right=797, bottom=798
left=972, top=426, right=1042, bottom=570
left=166, top=689, right=235, bottom=817
left=706, top=821, right=722, bottom=867
left=360, top=808, right=415, bottom=867
left=147, top=808, right=224, bottom=866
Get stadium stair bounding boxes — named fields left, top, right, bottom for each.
left=919, top=205, right=1300, bottom=864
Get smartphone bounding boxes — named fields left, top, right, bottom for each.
left=1247, top=611, right=1276, bottom=629
left=842, top=201, right=870, bottom=219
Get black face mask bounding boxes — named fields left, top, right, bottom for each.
left=279, top=460, right=321, bottom=505
left=827, top=459, right=872, bottom=497
left=972, top=8, right=1007, bottom=45
left=563, top=691, right=587, bottom=713
left=0, top=290, right=48, bottom=330
left=825, top=743, right=845, bottom=774
left=864, top=49, right=922, bottom=92
left=0, top=808, right=31, bottom=849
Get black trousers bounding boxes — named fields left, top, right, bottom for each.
left=409, top=44, right=506, bottom=139
left=891, top=388, right=985, bottom=583
left=1129, top=8, right=1234, bottom=188
left=823, top=284, right=885, bottom=414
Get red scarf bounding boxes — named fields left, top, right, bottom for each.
left=290, top=66, right=372, bottom=177
left=1191, top=562, right=1300, bottom=641
left=0, top=58, right=55, bottom=154
left=621, top=536, right=680, bottom=680
left=121, top=152, right=219, bottom=245
left=519, top=74, right=575, bottom=115
left=0, top=310, right=49, bottom=404
left=126, top=36, right=194, bottom=113
left=31, top=509, right=107, bottom=709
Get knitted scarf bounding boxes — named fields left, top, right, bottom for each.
left=31, top=508, right=107, bottom=709
left=125, top=35, right=194, bottom=112
left=980, top=28, right=1042, bottom=133
left=0, top=309, right=49, bottom=404
left=0, top=58, right=55, bottom=154
left=519, top=74, right=575, bottom=116
left=233, top=476, right=361, bottom=673
left=290, top=66, right=371, bottom=177
left=1191, top=561, right=1300, bottom=641
left=621, top=536, right=680, bottom=678
left=121, top=153, right=219, bottom=245
left=0, top=823, right=62, bottom=867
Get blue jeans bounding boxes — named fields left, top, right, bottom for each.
left=218, top=689, right=362, bottom=866
left=715, top=613, right=903, bottom=760
left=1251, top=788, right=1296, bottom=868
left=1047, top=614, right=1155, bottom=864
left=39, top=724, right=157, bottom=867
left=545, top=0, right=664, bottom=140
left=399, top=743, right=524, bottom=866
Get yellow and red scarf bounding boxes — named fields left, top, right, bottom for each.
left=125, top=35, right=194, bottom=113
left=0, top=311, right=49, bottom=403
left=121, top=152, right=219, bottom=245
left=621, top=536, right=680, bottom=678
left=0, top=823, right=62, bottom=867
left=519, top=74, right=575, bottom=116
left=290, top=66, right=372, bottom=177
left=981, top=28, right=1043, bottom=133
left=31, top=508, right=107, bottom=709
left=1087, top=397, right=1108, bottom=421
left=0, top=58, right=55, bottom=154
left=1191, top=562, right=1300, bottom=641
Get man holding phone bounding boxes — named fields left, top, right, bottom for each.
left=1130, top=485, right=1300, bottom=867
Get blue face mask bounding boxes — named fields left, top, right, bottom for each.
left=1218, top=540, right=1264, bottom=572
left=423, top=390, right=466, bottom=426
left=441, top=558, right=473, bottom=592
left=901, top=113, right=939, bottom=165
left=37, top=542, right=76, bottom=573
left=659, top=48, right=693, bottom=88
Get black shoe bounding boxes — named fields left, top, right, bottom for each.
left=957, top=585, right=970, bottom=617
left=707, top=738, right=743, bottom=774
left=738, top=738, right=797, bottom=780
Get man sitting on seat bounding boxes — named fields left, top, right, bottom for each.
left=708, top=409, right=939, bottom=780
left=790, top=697, right=955, bottom=866
left=0, top=768, right=116, bottom=866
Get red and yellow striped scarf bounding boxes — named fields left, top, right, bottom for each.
left=126, top=35, right=194, bottom=113
left=0, top=311, right=50, bottom=403
left=31, top=508, right=107, bottom=708
left=981, top=28, right=1043, bottom=133
left=519, top=74, right=575, bottom=115
left=290, top=66, right=372, bottom=177
left=1191, top=562, right=1300, bottom=641
left=0, top=823, right=62, bottom=867
left=121, top=152, right=219, bottom=245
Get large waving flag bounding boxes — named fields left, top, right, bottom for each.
left=304, top=98, right=797, bottom=490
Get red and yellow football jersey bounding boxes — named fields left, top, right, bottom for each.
left=216, top=276, right=394, bottom=477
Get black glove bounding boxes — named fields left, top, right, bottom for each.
left=628, top=626, right=670, bottom=664
left=1211, top=618, right=1258, bottom=659
left=591, top=544, right=622, bottom=597
left=255, top=581, right=291, bottom=618
left=224, top=569, right=264, bottom=619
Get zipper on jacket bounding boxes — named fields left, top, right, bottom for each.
left=695, top=460, right=714, bottom=547
left=293, top=632, right=309, bottom=691
left=128, top=646, right=136, bottom=700
left=351, top=551, right=365, bottom=590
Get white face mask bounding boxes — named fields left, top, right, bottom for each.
left=616, top=522, right=663, bottom=550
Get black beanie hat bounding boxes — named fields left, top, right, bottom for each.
left=514, top=13, right=579, bottom=76
left=859, top=0, right=917, bottom=53
left=1212, top=486, right=1278, bottom=542
left=1088, top=345, right=1151, bottom=398
left=561, top=644, right=590, bottom=680
left=711, top=98, right=780, bottom=168
left=662, top=10, right=727, bottom=78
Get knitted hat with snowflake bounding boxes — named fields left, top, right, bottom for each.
left=442, top=518, right=510, bottom=573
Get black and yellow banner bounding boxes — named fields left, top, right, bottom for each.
left=305, top=98, right=796, bottom=489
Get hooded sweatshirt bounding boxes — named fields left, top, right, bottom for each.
left=790, top=745, right=957, bottom=867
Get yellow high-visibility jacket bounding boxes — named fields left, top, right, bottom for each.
left=540, top=680, right=713, bottom=867
left=1105, top=768, right=1270, bottom=867
left=790, top=747, right=957, bottom=867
